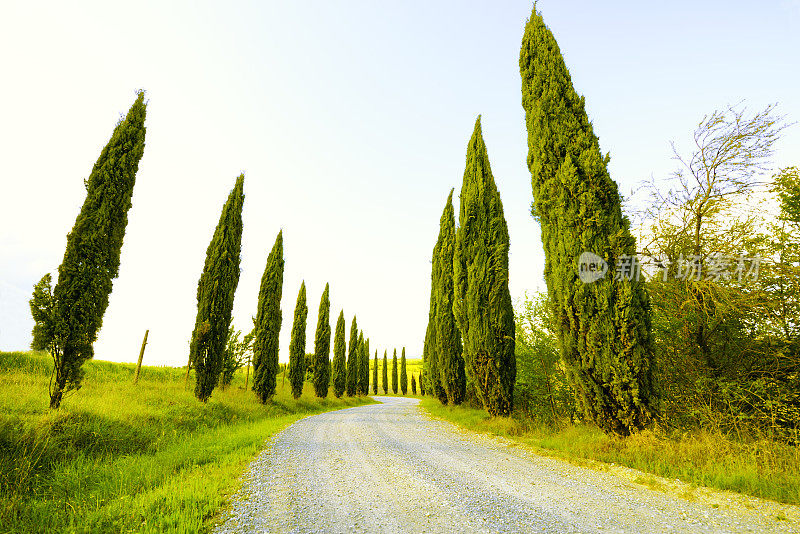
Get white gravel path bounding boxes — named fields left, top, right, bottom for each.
left=213, top=396, right=800, bottom=533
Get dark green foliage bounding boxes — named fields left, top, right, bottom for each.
left=189, top=175, right=244, bottom=403
left=424, top=221, right=448, bottom=405
left=345, top=316, right=359, bottom=396
left=372, top=350, right=378, bottom=394
left=37, top=92, right=147, bottom=409
left=435, top=190, right=466, bottom=405
left=400, top=348, right=408, bottom=395
left=520, top=10, right=653, bottom=434
left=313, top=283, right=331, bottom=398
left=382, top=350, right=388, bottom=394
left=358, top=337, right=370, bottom=395
left=391, top=349, right=398, bottom=394
left=220, top=327, right=254, bottom=389
left=252, top=231, right=284, bottom=403
left=411, top=374, right=417, bottom=395
left=453, top=117, right=516, bottom=417
left=331, top=311, right=346, bottom=398
left=29, top=274, right=54, bottom=352
left=420, top=370, right=426, bottom=395
left=288, top=282, right=308, bottom=399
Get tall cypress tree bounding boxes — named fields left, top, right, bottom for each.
left=372, top=350, right=378, bottom=394
left=420, top=369, right=426, bottom=395
left=400, top=347, right=408, bottom=395
left=424, top=224, right=448, bottom=405
left=288, top=281, right=308, bottom=399
left=190, top=175, right=245, bottom=402
left=411, top=374, right=417, bottom=395
left=38, top=92, right=147, bottom=409
left=382, top=350, right=389, bottom=394
left=453, top=117, right=516, bottom=417
left=391, top=349, right=398, bottom=394
left=359, top=337, right=370, bottom=395
left=252, top=231, right=284, bottom=403
left=313, top=283, right=331, bottom=398
left=520, top=10, right=653, bottom=434
left=435, top=190, right=467, bottom=405
left=345, top=316, right=359, bottom=396
left=331, top=310, right=347, bottom=398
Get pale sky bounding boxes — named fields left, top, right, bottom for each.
left=1, top=1, right=798, bottom=367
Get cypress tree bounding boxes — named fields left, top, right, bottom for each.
left=41, top=92, right=147, bottom=409
left=331, top=311, right=347, bottom=398
left=372, top=350, right=379, bottom=394
left=382, top=350, right=389, bottom=394
left=391, top=349, right=398, bottom=394
left=345, top=316, right=358, bottom=396
left=359, top=337, right=370, bottom=395
left=288, top=281, right=308, bottom=399
left=189, top=175, right=245, bottom=402
left=411, top=374, right=417, bottom=395
left=400, top=347, right=408, bottom=395
left=313, top=283, right=331, bottom=398
left=453, top=117, right=516, bottom=417
left=420, top=369, right=426, bottom=395
left=435, top=190, right=467, bottom=405
left=424, top=224, right=448, bottom=405
left=252, top=231, right=284, bottom=403
left=520, top=10, right=653, bottom=434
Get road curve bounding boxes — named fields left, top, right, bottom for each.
left=214, top=396, right=799, bottom=534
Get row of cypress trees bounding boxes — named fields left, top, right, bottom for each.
left=423, top=117, right=516, bottom=417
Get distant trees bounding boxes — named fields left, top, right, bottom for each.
left=313, top=284, right=331, bottom=398
left=332, top=311, right=347, bottom=398
left=391, top=349, right=398, bottom=394
left=29, top=92, right=147, bottom=409
left=288, top=282, right=308, bottom=399
left=453, top=117, right=515, bottom=417
left=435, top=190, right=466, bottom=405
left=190, top=175, right=244, bottom=402
left=520, top=10, right=651, bottom=433
left=411, top=374, right=417, bottom=395
left=400, top=348, right=408, bottom=395
left=382, top=350, right=388, bottom=394
left=372, top=350, right=378, bottom=394
left=252, top=231, right=284, bottom=403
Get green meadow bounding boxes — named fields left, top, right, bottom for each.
left=0, top=351, right=373, bottom=533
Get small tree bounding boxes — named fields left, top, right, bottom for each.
left=359, top=337, right=370, bottom=395
left=420, top=370, right=426, bottom=395
left=372, top=350, right=379, bottom=394
left=400, top=347, right=408, bottom=395
left=411, top=374, right=417, bottom=395
left=313, top=283, right=331, bottom=398
left=332, top=311, right=347, bottom=398
left=391, top=349, right=398, bottom=394
left=345, top=316, right=359, bottom=396
left=288, top=282, right=308, bottom=399
left=220, top=327, right=255, bottom=389
left=31, top=92, right=147, bottom=409
left=190, top=175, right=245, bottom=402
left=252, top=231, right=284, bottom=403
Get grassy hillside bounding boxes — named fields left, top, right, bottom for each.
left=0, top=351, right=373, bottom=533
left=421, top=398, right=800, bottom=506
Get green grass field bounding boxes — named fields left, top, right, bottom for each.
left=421, top=398, right=800, bottom=506
left=0, top=351, right=374, bottom=533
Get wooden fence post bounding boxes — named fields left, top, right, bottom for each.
left=133, top=329, right=149, bottom=385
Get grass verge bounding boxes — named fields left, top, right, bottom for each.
left=0, top=351, right=373, bottom=533
left=420, top=397, right=800, bottom=505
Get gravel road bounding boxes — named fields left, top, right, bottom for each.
left=214, top=396, right=799, bottom=533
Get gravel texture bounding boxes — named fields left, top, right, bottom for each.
left=214, top=396, right=800, bottom=533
